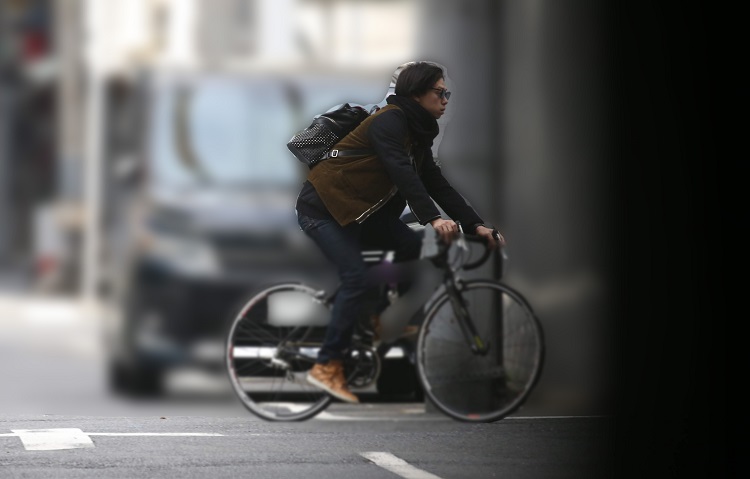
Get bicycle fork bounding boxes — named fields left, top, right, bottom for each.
left=444, top=278, right=490, bottom=356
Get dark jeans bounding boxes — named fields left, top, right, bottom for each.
left=297, top=210, right=421, bottom=364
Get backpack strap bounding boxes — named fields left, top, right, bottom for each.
left=324, top=149, right=375, bottom=159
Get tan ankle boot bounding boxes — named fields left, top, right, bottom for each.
left=306, top=360, right=359, bottom=404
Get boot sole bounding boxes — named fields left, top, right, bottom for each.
left=306, top=375, right=359, bottom=404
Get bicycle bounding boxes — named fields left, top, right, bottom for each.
left=225, top=224, right=544, bottom=422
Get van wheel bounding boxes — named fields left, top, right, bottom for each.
left=108, top=359, right=165, bottom=397
left=377, top=357, right=422, bottom=400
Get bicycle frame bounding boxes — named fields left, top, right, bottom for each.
left=428, top=238, right=493, bottom=356
left=286, top=230, right=500, bottom=361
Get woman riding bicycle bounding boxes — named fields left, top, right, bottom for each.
left=295, top=61, right=505, bottom=404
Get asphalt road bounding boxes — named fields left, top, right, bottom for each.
left=0, top=292, right=614, bottom=478
left=1, top=412, right=613, bottom=478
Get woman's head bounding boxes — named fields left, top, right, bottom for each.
left=394, top=61, right=443, bottom=97
left=395, top=61, right=450, bottom=119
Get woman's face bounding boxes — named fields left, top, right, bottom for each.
left=413, top=78, right=450, bottom=119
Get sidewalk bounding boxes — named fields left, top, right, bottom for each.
left=0, top=290, right=105, bottom=359
left=0, top=279, right=105, bottom=321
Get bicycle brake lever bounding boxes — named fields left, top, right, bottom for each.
left=457, top=235, right=468, bottom=251
left=456, top=222, right=468, bottom=251
left=420, top=224, right=440, bottom=259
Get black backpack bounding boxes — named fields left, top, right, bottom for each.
left=287, top=103, right=375, bottom=169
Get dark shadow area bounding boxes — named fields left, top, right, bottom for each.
left=608, top=3, right=727, bottom=477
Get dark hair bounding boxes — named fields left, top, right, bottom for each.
left=394, top=62, right=445, bottom=98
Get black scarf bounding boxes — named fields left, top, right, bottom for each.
left=386, top=94, right=439, bottom=149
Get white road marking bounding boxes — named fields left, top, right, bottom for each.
left=252, top=403, right=428, bottom=421
left=86, top=433, right=224, bottom=437
left=12, top=428, right=94, bottom=451
left=2, top=429, right=224, bottom=451
left=317, top=411, right=409, bottom=421
left=360, top=452, right=444, bottom=479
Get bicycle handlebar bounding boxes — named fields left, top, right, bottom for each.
left=423, top=223, right=502, bottom=272
left=459, top=234, right=498, bottom=270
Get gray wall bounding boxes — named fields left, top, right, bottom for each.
left=0, top=88, right=10, bottom=262
left=419, top=0, right=613, bottom=413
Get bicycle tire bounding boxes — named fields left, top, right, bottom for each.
left=416, top=280, right=544, bottom=422
left=225, top=283, right=333, bottom=421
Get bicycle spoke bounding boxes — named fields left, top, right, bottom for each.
left=233, top=360, right=273, bottom=376
left=417, top=281, right=543, bottom=422
left=226, top=284, right=332, bottom=421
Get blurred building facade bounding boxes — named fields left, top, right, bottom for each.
left=0, top=0, right=613, bottom=413
left=0, top=0, right=56, bottom=272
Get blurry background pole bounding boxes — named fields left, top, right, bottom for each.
left=55, top=0, right=85, bottom=297
left=80, top=68, right=103, bottom=303
left=80, top=0, right=104, bottom=304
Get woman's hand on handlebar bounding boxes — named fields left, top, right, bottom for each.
left=429, top=218, right=459, bottom=244
left=475, top=225, right=505, bottom=249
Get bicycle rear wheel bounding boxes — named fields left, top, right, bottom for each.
left=416, top=280, right=544, bottom=422
left=225, top=283, right=333, bottom=421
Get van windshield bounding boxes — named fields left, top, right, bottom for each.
left=148, top=76, right=300, bottom=189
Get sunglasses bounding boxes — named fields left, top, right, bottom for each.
left=431, top=88, right=451, bottom=100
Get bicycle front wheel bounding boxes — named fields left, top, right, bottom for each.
left=225, top=283, right=333, bottom=421
left=417, top=280, right=544, bottom=422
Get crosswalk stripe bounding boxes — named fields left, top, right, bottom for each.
left=360, top=451, right=444, bottom=479
left=3, top=429, right=225, bottom=451
left=12, top=428, right=94, bottom=451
